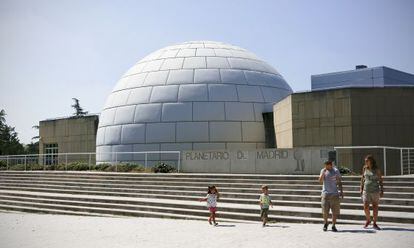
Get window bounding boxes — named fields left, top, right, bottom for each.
left=44, top=143, right=58, bottom=165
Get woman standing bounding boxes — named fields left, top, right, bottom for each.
left=360, top=155, right=384, bottom=230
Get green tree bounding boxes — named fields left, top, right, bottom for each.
left=0, top=109, right=25, bottom=155
left=26, top=125, right=40, bottom=154
left=31, top=125, right=40, bottom=140
left=71, top=98, right=88, bottom=116
left=25, top=142, right=39, bottom=154
left=0, top=109, right=5, bottom=125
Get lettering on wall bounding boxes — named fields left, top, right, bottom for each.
left=184, top=149, right=290, bottom=161
left=185, top=151, right=230, bottom=160
left=256, top=150, right=289, bottom=160
left=181, top=148, right=332, bottom=174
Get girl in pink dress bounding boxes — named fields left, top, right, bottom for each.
left=200, top=185, right=220, bottom=226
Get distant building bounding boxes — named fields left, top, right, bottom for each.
left=274, top=87, right=414, bottom=148
left=274, top=66, right=414, bottom=174
left=311, top=66, right=414, bottom=90
left=39, top=115, right=99, bottom=164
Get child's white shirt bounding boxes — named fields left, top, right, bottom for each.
left=206, top=193, right=217, bottom=208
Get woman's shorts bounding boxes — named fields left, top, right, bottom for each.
left=260, top=208, right=269, bottom=219
left=362, top=192, right=380, bottom=204
left=209, top=207, right=217, bottom=213
left=321, top=194, right=340, bottom=216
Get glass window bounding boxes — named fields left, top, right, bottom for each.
left=44, top=143, right=58, bottom=165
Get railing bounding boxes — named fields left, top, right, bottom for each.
left=0, top=151, right=181, bottom=172
left=334, top=146, right=414, bottom=176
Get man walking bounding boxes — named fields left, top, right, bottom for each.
left=318, top=160, right=343, bottom=232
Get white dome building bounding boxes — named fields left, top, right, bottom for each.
left=97, top=41, right=292, bottom=162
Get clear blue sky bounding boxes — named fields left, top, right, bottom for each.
left=1, top=0, right=413, bottom=144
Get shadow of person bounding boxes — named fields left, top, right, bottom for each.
left=381, top=227, right=414, bottom=232
left=215, top=224, right=236, bottom=227
left=337, top=229, right=376, bottom=233
left=264, top=225, right=290, bottom=228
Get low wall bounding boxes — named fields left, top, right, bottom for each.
left=181, top=148, right=332, bottom=174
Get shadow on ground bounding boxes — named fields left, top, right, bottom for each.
left=338, top=229, right=376, bottom=234
left=215, top=224, right=236, bottom=227
left=381, top=227, right=414, bottom=232
left=264, top=225, right=290, bottom=228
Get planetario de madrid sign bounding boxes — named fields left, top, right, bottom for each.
left=181, top=148, right=331, bottom=174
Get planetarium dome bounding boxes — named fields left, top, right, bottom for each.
left=96, top=41, right=292, bottom=162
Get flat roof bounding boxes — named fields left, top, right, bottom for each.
left=311, top=66, right=413, bottom=77
left=311, top=66, right=414, bottom=90
left=40, top=113, right=99, bottom=122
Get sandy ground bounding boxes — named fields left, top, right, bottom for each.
left=0, top=212, right=413, bottom=248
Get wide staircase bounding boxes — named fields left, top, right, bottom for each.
left=0, top=171, right=413, bottom=225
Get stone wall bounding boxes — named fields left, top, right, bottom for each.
left=274, top=89, right=353, bottom=148
left=273, top=87, right=414, bottom=174
left=39, top=115, right=99, bottom=157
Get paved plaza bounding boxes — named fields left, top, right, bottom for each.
left=0, top=212, right=413, bottom=248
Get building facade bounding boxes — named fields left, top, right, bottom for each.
left=274, top=87, right=414, bottom=148
left=274, top=66, right=414, bottom=174
left=34, top=49, right=414, bottom=174
left=39, top=115, right=99, bottom=164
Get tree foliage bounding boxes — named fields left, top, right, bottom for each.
left=25, top=141, right=39, bottom=154
left=0, top=109, right=25, bottom=155
left=71, top=98, right=88, bottom=116
left=27, top=125, right=40, bottom=154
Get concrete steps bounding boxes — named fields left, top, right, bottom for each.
left=0, top=179, right=412, bottom=205
left=0, top=171, right=413, bottom=224
left=1, top=174, right=413, bottom=187
left=0, top=181, right=413, bottom=199
left=1, top=177, right=412, bottom=192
